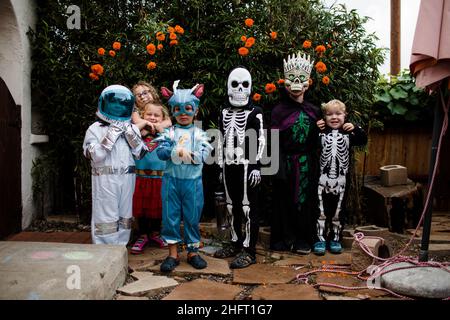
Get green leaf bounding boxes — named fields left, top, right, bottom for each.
left=408, top=95, right=419, bottom=105
left=391, top=102, right=408, bottom=115
left=399, top=83, right=414, bottom=91
left=389, top=87, right=408, bottom=99
left=374, top=92, right=392, bottom=103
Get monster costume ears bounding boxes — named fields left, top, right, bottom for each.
left=161, top=81, right=204, bottom=100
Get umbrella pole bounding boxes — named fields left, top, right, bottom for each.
left=419, top=90, right=443, bottom=262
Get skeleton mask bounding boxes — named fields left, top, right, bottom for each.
left=227, top=67, right=252, bottom=107
left=283, top=52, right=314, bottom=92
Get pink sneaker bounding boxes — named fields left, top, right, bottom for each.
left=150, top=235, right=168, bottom=248
left=131, top=236, right=149, bottom=254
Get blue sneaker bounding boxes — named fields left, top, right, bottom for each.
left=313, top=241, right=326, bottom=255
left=329, top=241, right=343, bottom=254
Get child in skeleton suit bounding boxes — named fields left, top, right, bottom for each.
left=83, top=85, right=147, bottom=245
left=155, top=81, right=212, bottom=272
left=315, top=99, right=367, bottom=255
left=214, top=66, right=266, bottom=269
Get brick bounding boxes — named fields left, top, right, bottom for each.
left=380, top=165, right=407, bottom=186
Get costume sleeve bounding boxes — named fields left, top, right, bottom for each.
left=155, top=128, right=175, bottom=161
left=349, top=125, right=368, bottom=147
left=83, top=123, right=109, bottom=164
left=217, top=109, right=224, bottom=168
left=191, top=129, right=213, bottom=164
left=127, top=124, right=147, bottom=160
left=249, top=106, right=265, bottom=172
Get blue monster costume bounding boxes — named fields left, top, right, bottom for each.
left=155, top=81, right=212, bottom=254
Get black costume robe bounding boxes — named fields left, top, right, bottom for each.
left=270, top=89, right=321, bottom=251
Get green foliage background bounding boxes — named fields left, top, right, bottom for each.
left=29, top=0, right=385, bottom=223
left=373, top=69, right=435, bottom=125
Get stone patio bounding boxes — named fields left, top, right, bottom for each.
left=2, top=214, right=449, bottom=300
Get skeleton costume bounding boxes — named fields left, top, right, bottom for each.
left=270, top=53, right=320, bottom=254
left=315, top=125, right=367, bottom=254
left=215, top=67, right=265, bottom=268
left=83, top=85, right=147, bottom=245
left=155, top=81, right=212, bottom=255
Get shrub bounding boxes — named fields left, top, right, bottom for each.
left=373, top=70, right=435, bottom=126
left=29, top=0, right=384, bottom=222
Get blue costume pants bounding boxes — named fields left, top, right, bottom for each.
left=161, top=175, right=203, bottom=253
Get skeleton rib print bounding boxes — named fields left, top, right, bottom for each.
left=319, top=130, right=349, bottom=193
left=222, top=109, right=251, bottom=146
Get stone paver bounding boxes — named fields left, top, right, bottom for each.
left=116, top=274, right=178, bottom=297
left=381, top=262, right=450, bottom=299
left=130, top=271, right=154, bottom=280
left=7, top=231, right=91, bottom=244
left=427, top=244, right=450, bottom=258
left=251, top=284, right=321, bottom=300
left=115, top=294, right=149, bottom=300
left=163, top=278, right=241, bottom=300
left=5, top=212, right=449, bottom=300
left=273, top=251, right=352, bottom=267
left=199, top=245, right=222, bottom=256
left=315, top=272, right=389, bottom=298
left=127, top=247, right=168, bottom=272
left=323, top=295, right=360, bottom=300
left=147, top=251, right=231, bottom=276
left=233, top=264, right=298, bottom=285
left=310, top=252, right=352, bottom=267
left=0, top=241, right=127, bottom=300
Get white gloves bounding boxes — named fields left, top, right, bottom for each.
left=123, top=122, right=142, bottom=149
left=248, top=169, right=261, bottom=187
left=101, top=122, right=124, bottom=151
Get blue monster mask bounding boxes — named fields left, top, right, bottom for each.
left=96, top=85, right=135, bottom=123
left=162, top=80, right=204, bottom=117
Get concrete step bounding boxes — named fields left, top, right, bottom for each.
left=0, top=241, right=127, bottom=300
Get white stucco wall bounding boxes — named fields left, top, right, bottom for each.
left=0, top=0, right=37, bottom=229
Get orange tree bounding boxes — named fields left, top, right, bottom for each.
left=29, top=0, right=384, bottom=222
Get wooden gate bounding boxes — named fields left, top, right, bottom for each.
left=0, top=77, right=22, bottom=239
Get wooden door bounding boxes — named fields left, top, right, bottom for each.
left=0, top=77, right=22, bottom=239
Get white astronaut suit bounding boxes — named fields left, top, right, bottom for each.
left=83, top=85, right=147, bottom=245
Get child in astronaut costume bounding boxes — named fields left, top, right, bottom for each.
left=315, top=99, right=367, bottom=255
left=83, top=85, right=147, bottom=245
left=156, top=81, right=212, bottom=272
left=214, top=66, right=265, bottom=269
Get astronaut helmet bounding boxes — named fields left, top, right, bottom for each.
left=227, top=67, right=252, bottom=107
left=96, top=85, right=135, bottom=123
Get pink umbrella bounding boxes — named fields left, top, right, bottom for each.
left=410, top=0, right=450, bottom=91
left=409, top=0, right=450, bottom=262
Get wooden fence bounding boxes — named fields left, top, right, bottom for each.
left=355, top=125, right=450, bottom=211
left=355, top=126, right=433, bottom=179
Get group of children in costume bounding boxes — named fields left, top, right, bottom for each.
left=83, top=51, right=367, bottom=272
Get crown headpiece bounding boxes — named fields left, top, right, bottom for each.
left=283, top=52, right=314, bottom=76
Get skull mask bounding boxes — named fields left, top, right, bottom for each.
left=283, top=52, right=314, bottom=93
left=227, top=67, right=252, bottom=107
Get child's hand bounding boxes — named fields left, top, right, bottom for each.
left=342, top=123, right=355, bottom=131
left=176, top=147, right=193, bottom=163
left=317, top=119, right=326, bottom=130
left=153, top=123, right=163, bottom=133
left=140, top=128, right=150, bottom=137
left=145, top=121, right=156, bottom=134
